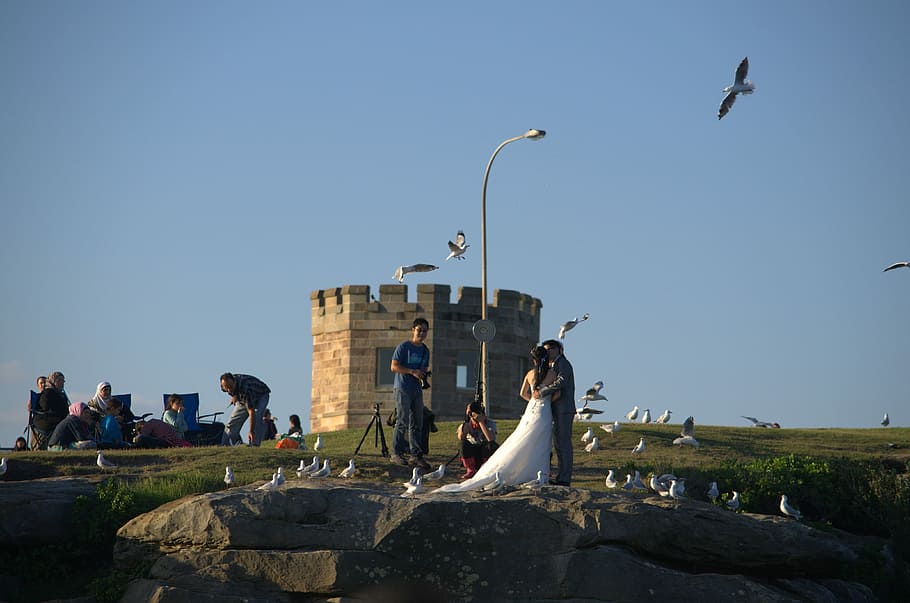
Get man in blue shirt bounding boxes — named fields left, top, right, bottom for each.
left=390, top=318, right=431, bottom=469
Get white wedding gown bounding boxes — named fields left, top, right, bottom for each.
left=432, top=395, right=553, bottom=493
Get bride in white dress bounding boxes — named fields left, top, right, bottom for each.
left=432, top=345, right=558, bottom=493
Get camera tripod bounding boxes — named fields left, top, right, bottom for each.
left=354, top=401, right=389, bottom=458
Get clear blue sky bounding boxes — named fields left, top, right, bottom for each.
left=2, top=1, right=908, bottom=447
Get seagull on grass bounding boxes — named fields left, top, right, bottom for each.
left=338, top=459, right=356, bottom=478
left=883, top=261, right=909, bottom=272
left=656, top=409, right=672, bottom=424
left=584, top=436, right=599, bottom=452
left=97, top=451, right=117, bottom=470
left=313, top=434, right=323, bottom=451
left=625, top=405, right=639, bottom=422
left=718, top=56, right=756, bottom=120
left=600, top=421, right=621, bottom=436
left=558, top=313, right=590, bottom=339
left=631, top=437, right=645, bottom=455
left=581, top=427, right=594, bottom=443
left=605, top=469, right=618, bottom=488
left=275, top=467, right=286, bottom=486
left=445, top=230, right=469, bottom=261
left=393, top=264, right=439, bottom=283
left=298, top=456, right=319, bottom=478
left=224, top=466, right=235, bottom=487
left=631, top=470, right=647, bottom=491
left=780, top=494, right=802, bottom=520
left=681, top=416, right=696, bottom=438
left=403, top=467, right=421, bottom=487
left=641, top=408, right=651, bottom=424
left=308, top=459, right=331, bottom=479
left=727, top=491, right=741, bottom=511
left=673, top=435, right=700, bottom=448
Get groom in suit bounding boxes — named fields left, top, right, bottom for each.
left=537, top=339, right=576, bottom=486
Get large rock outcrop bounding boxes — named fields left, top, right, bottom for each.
left=115, top=481, right=885, bottom=602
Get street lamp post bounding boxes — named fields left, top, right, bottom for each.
left=480, top=128, right=546, bottom=417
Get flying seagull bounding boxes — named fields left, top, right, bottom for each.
left=883, top=261, right=909, bottom=272
left=558, top=313, right=590, bottom=339
left=445, top=230, right=469, bottom=261
left=393, top=264, right=439, bottom=283
left=780, top=494, right=802, bottom=520
left=578, top=380, right=607, bottom=403
left=881, top=413, right=890, bottom=427
left=742, top=416, right=780, bottom=428
left=681, top=416, right=696, bottom=438
left=718, top=56, right=755, bottom=120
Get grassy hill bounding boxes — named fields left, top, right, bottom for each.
left=2, top=421, right=908, bottom=602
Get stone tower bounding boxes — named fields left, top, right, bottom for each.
left=309, top=284, right=542, bottom=433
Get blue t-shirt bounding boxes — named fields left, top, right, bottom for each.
left=100, top=415, right=123, bottom=445
left=392, top=340, right=429, bottom=390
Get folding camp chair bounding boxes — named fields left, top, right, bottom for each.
left=25, top=390, right=47, bottom=450
left=162, top=393, right=224, bottom=446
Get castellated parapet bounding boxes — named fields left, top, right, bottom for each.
left=310, top=284, right=542, bottom=434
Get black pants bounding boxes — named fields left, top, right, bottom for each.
left=460, top=440, right=498, bottom=466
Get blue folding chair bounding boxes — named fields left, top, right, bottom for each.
left=162, top=393, right=224, bottom=445
left=25, top=390, right=46, bottom=450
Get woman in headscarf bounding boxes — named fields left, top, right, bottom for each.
left=87, top=381, right=134, bottom=427
left=48, top=402, right=96, bottom=450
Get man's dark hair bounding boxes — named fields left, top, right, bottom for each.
left=412, top=317, right=429, bottom=330
left=542, top=339, right=563, bottom=351
left=220, top=372, right=235, bottom=383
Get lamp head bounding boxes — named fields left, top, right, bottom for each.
left=524, top=129, right=546, bottom=140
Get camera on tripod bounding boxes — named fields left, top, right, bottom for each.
left=419, top=370, right=432, bottom=390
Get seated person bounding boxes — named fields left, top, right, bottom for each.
left=48, top=402, right=96, bottom=450
left=456, top=401, right=498, bottom=479
left=98, top=398, right=130, bottom=448
left=87, top=381, right=135, bottom=425
left=13, top=436, right=28, bottom=452
left=162, top=393, right=189, bottom=440
left=34, top=371, right=70, bottom=449
left=262, top=409, right=278, bottom=441
left=287, top=414, right=303, bottom=436
left=133, top=418, right=190, bottom=448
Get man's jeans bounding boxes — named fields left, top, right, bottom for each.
left=222, top=393, right=270, bottom=446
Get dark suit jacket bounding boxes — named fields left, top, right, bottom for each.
left=544, top=354, right=575, bottom=416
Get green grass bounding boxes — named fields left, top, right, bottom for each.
left=3, top=422, right=908, bottom=602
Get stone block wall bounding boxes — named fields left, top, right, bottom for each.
left=310, top=284, right=542, bottom=433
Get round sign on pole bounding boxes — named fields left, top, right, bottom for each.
left=472, top=319, right=496, bottom=342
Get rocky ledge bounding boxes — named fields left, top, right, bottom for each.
left=113, top=480, right=889, bottom=602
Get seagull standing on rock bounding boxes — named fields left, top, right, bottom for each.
left=519, top=470, right=547, bottom=489
left=718, top=56, right=756, bottom=120
left=298, top=456, right=319, bottom=477
left=421, top=464, right=446, bottom=481
left=780, top=494, right=802, bottom=520
left=338, top=459, right=356, bottom=478
left=257, top=474, right=280, bottom=491
left=308, top=459, right=331, bottom=479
